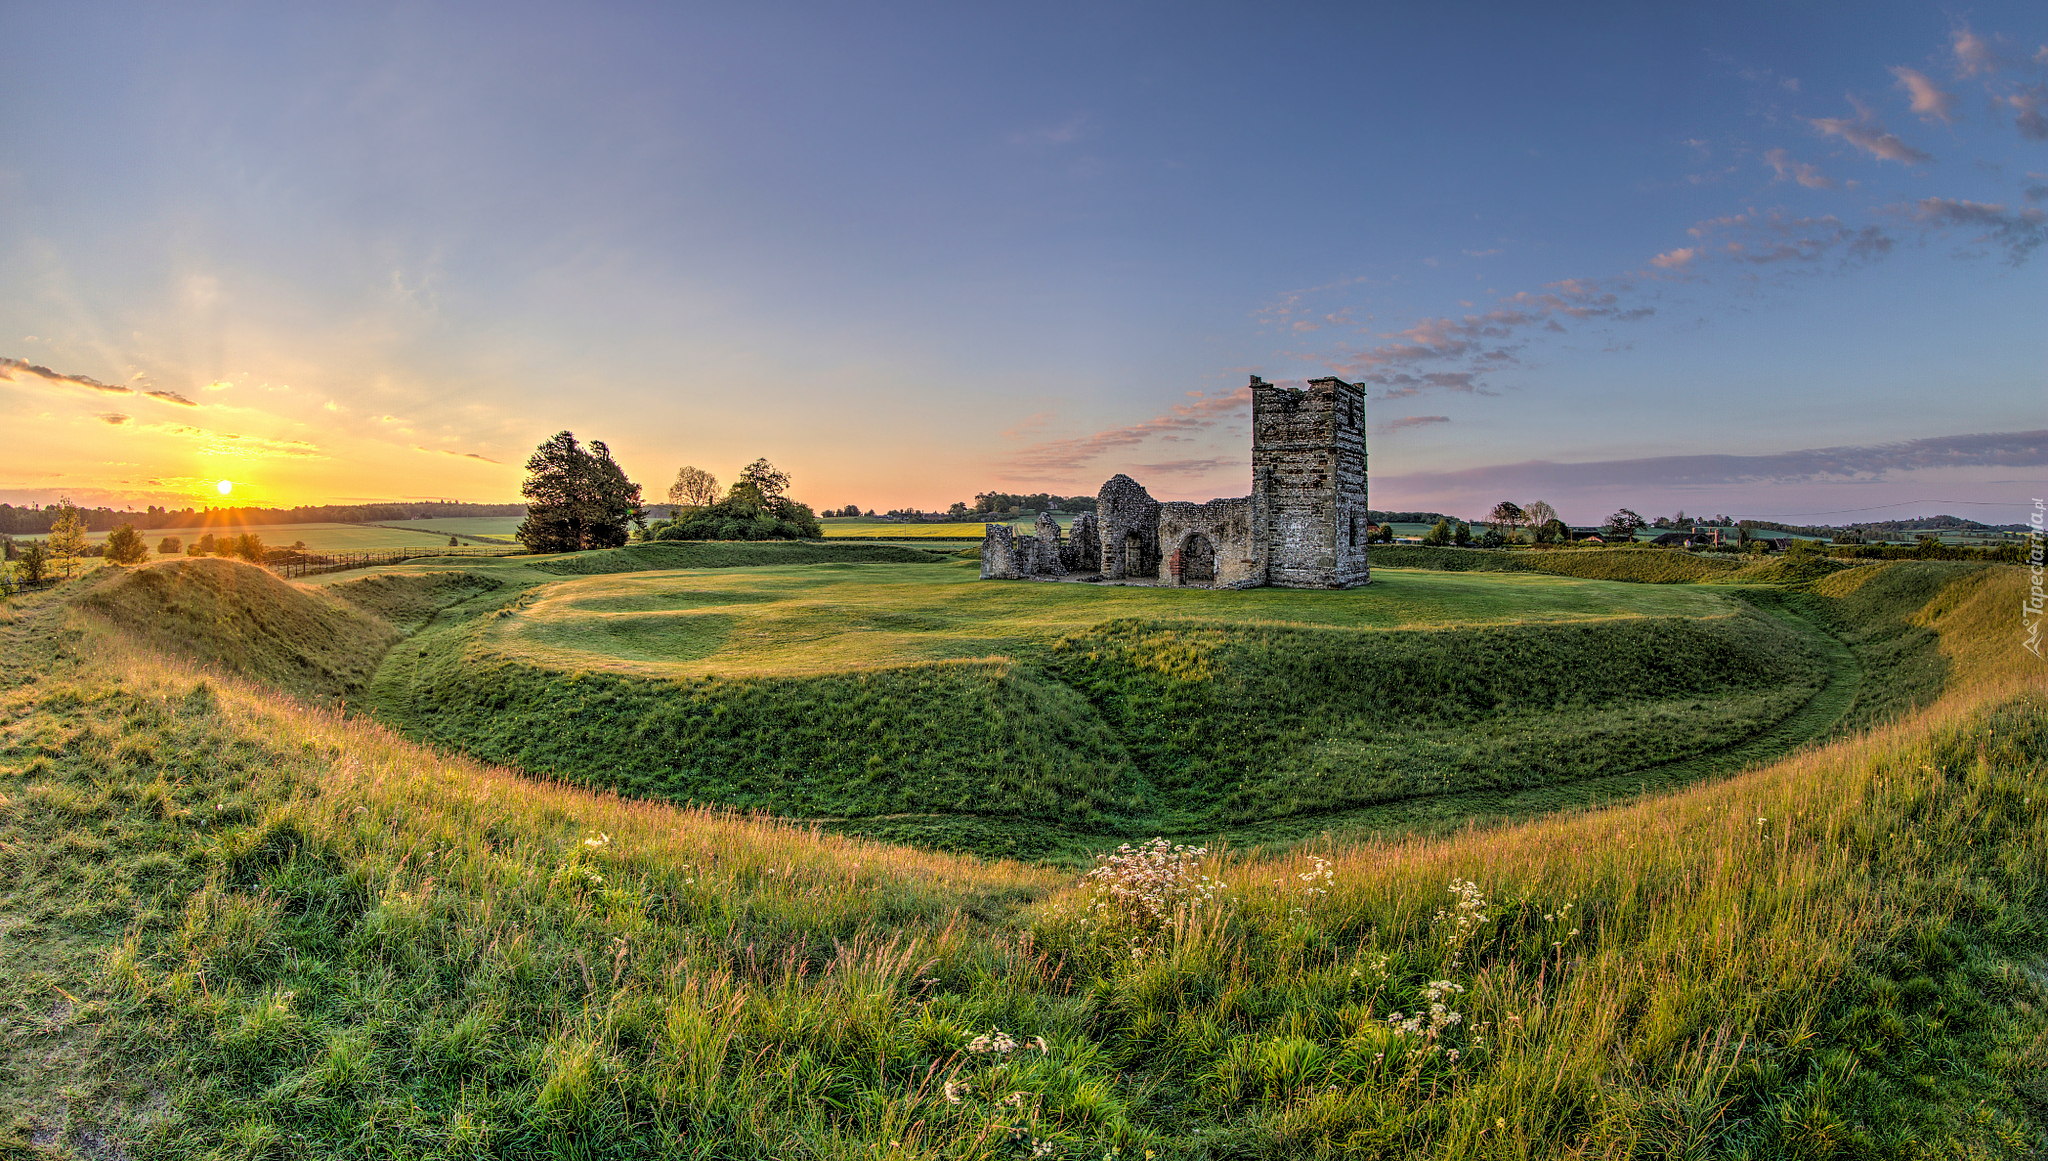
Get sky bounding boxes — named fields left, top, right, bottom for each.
left=2, top=1, right=2044, bottom=525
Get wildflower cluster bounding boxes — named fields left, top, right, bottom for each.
left=1387, top=980, right=1466, bottom=1044
left=1436, top=878, right=1490, bottom=967
left=1298, top=855, right=1334, bottom=899
left=947, top=1030, right=1058, bottom=1154
left=1544, top=899, right=1580, bottom=949
left=1083, top=838, right=1222, bottom=929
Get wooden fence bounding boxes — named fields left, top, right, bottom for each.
left=269, top=545, right=527, bottom=579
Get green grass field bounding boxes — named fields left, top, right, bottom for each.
left=378, top=516, right=528, bottom=542
left=66, top=551, right=1839, bottom=865
left=80, top=521, right=483, bottom=552
left=821, top=518, right=999, bottom=538
left=1, top=551, right=2042, bottom=1158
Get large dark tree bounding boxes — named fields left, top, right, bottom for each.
left=516, top=431, right=643, bottom=552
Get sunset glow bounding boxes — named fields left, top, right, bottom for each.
left=217, top=480, right=233, bottom=496
left=0, top=4, right=2041, bottom=523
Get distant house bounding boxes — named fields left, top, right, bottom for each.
left=1648, top=532, right=1697, bottom=547
left=1571, top=528, right=1606, bottom=544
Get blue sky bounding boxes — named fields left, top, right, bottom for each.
left=2, top=1, right=2043, bottom=524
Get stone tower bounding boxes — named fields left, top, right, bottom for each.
left=1251, top=375, right=1370, bottom=588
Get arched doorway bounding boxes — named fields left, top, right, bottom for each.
left=1180, top=532, right=1216, bottom=584
left=1123, top=531, right=1147, bottom=577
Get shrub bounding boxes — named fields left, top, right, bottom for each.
left=158, top=536, right=183, bottom=555
left=104, top=524, right=150, bottom=566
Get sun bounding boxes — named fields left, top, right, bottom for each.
left=216, top=479, right=233, bottom=496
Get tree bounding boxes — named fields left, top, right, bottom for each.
left=449, top=536, right=461, bottom=547
left=668, top=466, right=720, bottom=509
left=1603, top=509, right=1645, bottom=541
left=1537, top=518, right=1569, bottom=545
left=517, top=431, right=644, bottom=553
left=158, top=535, right=182, bottom=555
left=18, top=541, right=48, bottom=585
left=739, top=458, right=791, bottom=502
left=1422, top=518, right=1451, bottom=546
left=104, top=524, right=150, bottom=565
left=1479, top=527, right=1507, bottom=549
left=947, top=501, right=970, bottom=519
left=189, top=533, right=214, bottom=557
left=1523, top=500, right=1557, bottom=532
left=47, top=501, right=86, bottom=567
left=235, top=533, right=266, bottom=562
left=1453, top=521, right=1472, bottom=547
left=1487, top=500, right=1525, bottom=536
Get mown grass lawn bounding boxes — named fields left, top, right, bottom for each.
left=483, top=563, right=1742, bottom=678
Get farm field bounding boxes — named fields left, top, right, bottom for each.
left=1, top=550, right=2041, bottom=1157
left=81, top=521, right=474, bottom=552
left=821, top=518, right=997, bottom=537
left=377, top=515, right=526, bottom=541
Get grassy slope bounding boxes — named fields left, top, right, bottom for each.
left=73, top=558, right=402, bottom=702
left=1, top=562, right=2043, bottom=1158
left=1367, top=544, right=1747, bottom=582
left=1048, top=607, right=1826, bottom=826
left=529, top=542, right=954, bottom=575
left=364, top=561, right=1836, bottom=858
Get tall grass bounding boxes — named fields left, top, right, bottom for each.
left=3, top=561, right=2041, bottom=1157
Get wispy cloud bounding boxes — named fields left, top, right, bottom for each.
left=415, top=446, right=501, bottom=464
left=1649, top=247, right=1698, bottom=269
left=2009, top=85, right=2048, bottom=141
left=1905, top=197, right=2048, bottom=264
left=138, top=423, right=325, bottom=459
left=96, top=413, right=130, bottom=425
left=1763, top=147, right=1834, bottom=188
left=1319, top=278, right=1654, bottom=396
left=1380, top=429, right=2048, bottom=495
left=2, top=357, right=133, bottom=395
left=1378, top=415, right=1451, bottom=433
left=1000, top=387, right=1251, bottom=474
left=1950, top=24, right=2043, bottom=78
left=1686, top=209, right=1895, bottom=267
left=1130, top=457, right=1237, bottom=476
left=1811, top=99, right=1934, bottom=164
left=1890, top=67, right=1958, bottom=123
left=1009, top=114, right=1089, bottom=147
left=3, top=358, right=202, bottom=408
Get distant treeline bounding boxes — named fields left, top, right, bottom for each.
left=0, top=500, right=525, bottom=535
left=1744, top=514, right=2027, bottom=539
left=973, top=492, right=1100, bottom=515
left=1369, top=510, right=1459, bottom=525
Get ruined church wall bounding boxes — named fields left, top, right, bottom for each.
left=1033, top=513, right=1068, bottom=575
left=1158, top=498, right=1263, bottom=588
left=979, top=524, right=1020, bottom=579
left=1063, top=512, right=1101, bottom=574
left=1252, top=376, right=1370, bottom=588
left=1096, top=474, right=1161, bottom=579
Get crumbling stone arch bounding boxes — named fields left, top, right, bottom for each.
left=1177, top=531, right=1216, bottom=584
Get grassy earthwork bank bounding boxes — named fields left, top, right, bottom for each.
left=1, top=549, right=2044, bottom=1157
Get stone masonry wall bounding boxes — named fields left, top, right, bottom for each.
left=1251, top=375, right=1369, bottom=588
left=1097, top=473, right=1162, bottom=579
left=1063, top=511, right=1101, bottom=574
left=1158, top=497, right=1263, bottom=588
left=979, top=523, right=1020, bottom=579
left=1034, top=512, right=1068, bottom=575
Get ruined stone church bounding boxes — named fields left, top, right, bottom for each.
left=980, top=375, right=1370, bottom=589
